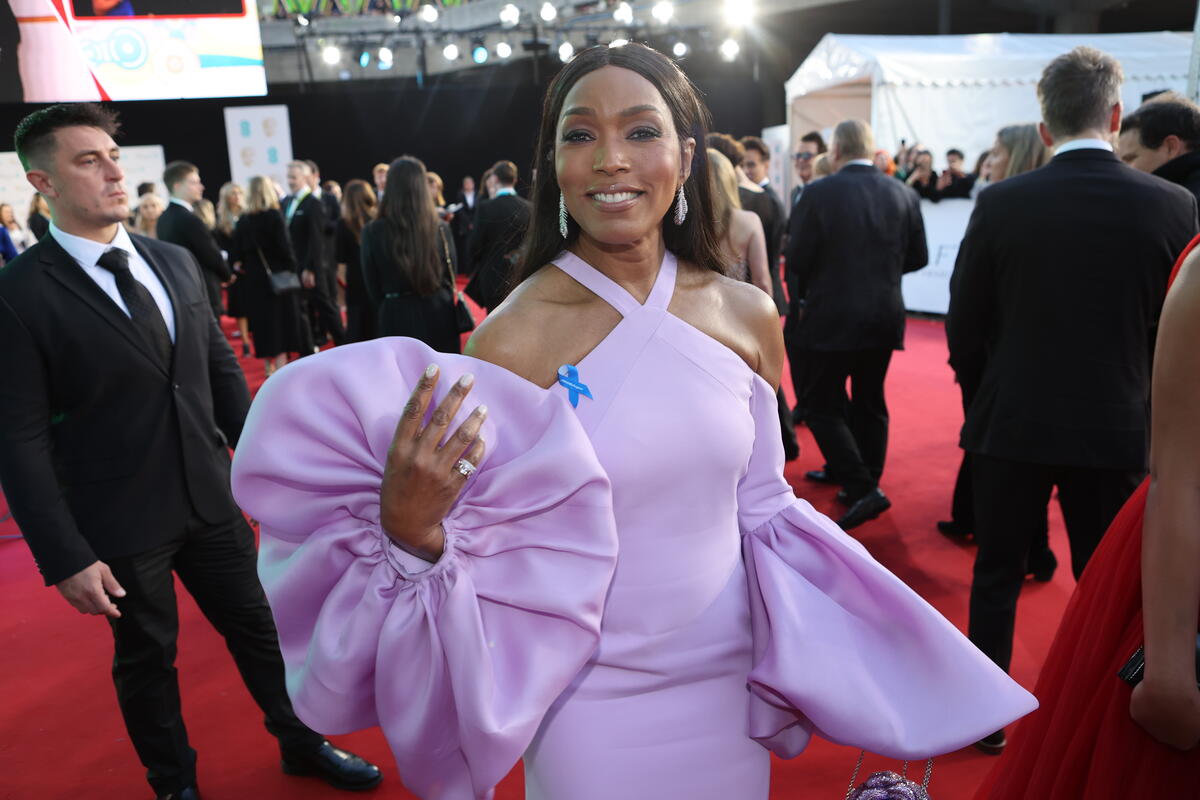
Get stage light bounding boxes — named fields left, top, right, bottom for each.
left=296, top=14, right=309, bottom=26
left=540, top=2, right=557, bottom=21
left=651, top=1, right=673, bottom=23
left=321, top=44, right=341, bottom=65
left=378, top=46, right=393, bottom=65
left=672, top=40, right=687, bottom=57
left=499, top=3, right=520, bottom=26
left=359, top=49, right=371, bottom=68
left=719, top=37, right=739, bottom=61
left=613, top=1, right=633, bottom=24
left=419, top=4, right=439, bottom=23
left=558, top=41, right=574, bottom=61
left=496, top=41, right=513, bottom=58
left=609, top=38, right=629, bottom=48
left=443, top=42, right=459, bottom=60
left=472, top=39, right=488, bottom=64
left=723, top=0, right=754, bottom=28
left=393, top=14, right=402, bottom=24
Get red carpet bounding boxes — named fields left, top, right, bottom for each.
left=0, top=316, right=1075, bottom=799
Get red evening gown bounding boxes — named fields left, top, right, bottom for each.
left=975, top=232, right=1200, bottom=799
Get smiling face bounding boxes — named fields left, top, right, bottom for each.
left=555, top=65, right=694, bottom=248
left=27, top=125, right=128, bottom=236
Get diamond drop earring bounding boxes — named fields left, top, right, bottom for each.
left=673, top=183, right=688, bottom=225
left=559, top=192, right=569, bottom=239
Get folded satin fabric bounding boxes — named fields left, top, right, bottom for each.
left=735, top=376, right=1038, bottom=759
left=231, top=338, right=619, bottom=799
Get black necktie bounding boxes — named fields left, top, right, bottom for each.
left=95, top=247, right=172, bottom=368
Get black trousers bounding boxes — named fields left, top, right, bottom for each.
left=967, top=453, right=1142, bottom=672
left=303, top=265, right=345, bottom=347
left=106, top=512, right=322, bottom=795
left=800, top=348, right=893, bottom=499
left=782, top=296, right=805, bottom=415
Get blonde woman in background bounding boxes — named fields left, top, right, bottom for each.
left=0, top=203, right=34, bottom=252
left=985, top=123, right=1051, bottom=184
left=217, top=182, right=252, bottom=356
left=707, top=148, right=771, bottom=297
left=27, top=193, right=50, bottom=241
left=131, top=193, right=163, bottom=238
left=427, top=170, right=450, bottom=220
left=230, top=176, right=312, bottom=376
left=811, top=153, right=835, bottom=181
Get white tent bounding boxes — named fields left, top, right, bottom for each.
left=785, top=31, right=1192, bottom=171
left=780, top=32, right=1192, bottom=314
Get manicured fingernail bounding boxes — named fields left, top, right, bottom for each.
left=425, top=364, right=438, bottom=378
left=458, top=373, right=474, bottom=388
left=476, top=404, right=487, bottom=417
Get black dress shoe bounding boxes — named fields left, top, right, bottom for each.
left=936, top=520, right=973, bottom=541
left=974, top=729, right=1006, bottom=755
left=155, top=787, right=200, bottom=800
left=837, top=488, right=892, bottom=530
left=282, top=740, right=383, bottom=791
left=791, top=406, right=806, bottom=426
left=835, top=489, right=851, bottom=506
left=1027, top=547, right=1057, bottom=582
left=805, top=469, right=839, bottom=484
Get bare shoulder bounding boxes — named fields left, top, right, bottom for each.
left=673, top=262, right=784, bottom=386
left=465, top=264, right=599, bottom=388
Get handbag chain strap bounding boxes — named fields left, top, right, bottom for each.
left=437, top=225, right=457, bottom=296
left=844, top=750, right=933, bottom=797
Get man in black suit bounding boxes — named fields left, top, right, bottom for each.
left=451, top=174, right=478, bottom=271
left=465, top=159, right=530, bottom=311
left=283, top=160, right=344, bottom=348
left=784, top=119, right=927, bottom=530
left=305, top=159, right=342, bottom=311
left=0, top=104, right=381, bottom=800
left=1119, top=94, right=1200, bottom=204
left=156, top=160, right=229, bottom=321
left=948, top=47, right=1198, bottom=752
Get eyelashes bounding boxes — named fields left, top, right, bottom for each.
left=560, top=127, right=664, bottom=143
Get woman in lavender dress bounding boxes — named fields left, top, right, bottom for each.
left=231, top=45, right=1035, bottom=800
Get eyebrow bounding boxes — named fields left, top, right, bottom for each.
left=72, top=148, right=118, bottom=160
left=561, top=104, right=663, bottom=119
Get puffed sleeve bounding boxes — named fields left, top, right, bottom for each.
left=231, top=337, right=618, bottom=800
left=736, top=376, right=1036, bottom=760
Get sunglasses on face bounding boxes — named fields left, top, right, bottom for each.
left=793, top=152, right=815, bottom=162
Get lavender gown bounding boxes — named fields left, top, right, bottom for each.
left=232, top=250, right=1036, bottom=800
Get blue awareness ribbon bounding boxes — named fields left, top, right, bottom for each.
left=556, top=365, right=593, bottom=408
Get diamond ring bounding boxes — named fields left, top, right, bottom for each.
left=454, top=458, right=477, bottom=478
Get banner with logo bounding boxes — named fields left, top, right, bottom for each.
left=901, top=197, right=974, bottom=315
left=223, top=105, right=293, bottom=198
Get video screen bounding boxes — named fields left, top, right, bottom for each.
left=4, top=0, right=267, bottom=102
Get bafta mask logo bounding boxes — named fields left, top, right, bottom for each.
left=240, top=147, right=255, bottom=168
left=262, top=118, right=278, bottom=138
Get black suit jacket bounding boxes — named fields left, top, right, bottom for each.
left=0, top=233, right=250, bottom=585
left=317, top=191, right=340, bottom=271
left=783, top=164, right=928, bottom=351
left=466, top=193, right=531, bottom=310
left=1155, top=150, right=1200, bottom=206
left=156, top=201, right=230, bottom=318
left=282, top=192, right=327, bottom=276
left=947, top=149, right=1199, bottom=470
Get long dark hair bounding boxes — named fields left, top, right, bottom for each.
left=514, top=43, right=725, bottom=291
left=341, top=178, right=377, bottom=243
left=379, top=155, right=442, bottom=296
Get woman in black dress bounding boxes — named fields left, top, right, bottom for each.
left=230, top=176, right=313, bottom=376
left=360, top=156, right=459, bottom=353
left=335, top=179, right=378, bottom=343
left=215, top=181, right=252, bottom=356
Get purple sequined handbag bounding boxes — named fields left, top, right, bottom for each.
left=845, top=751, right=934, bottom=800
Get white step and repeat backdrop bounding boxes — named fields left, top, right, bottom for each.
left=222, top=104, right=293, bottom=198
left=0, top=144, right=165, bottom=227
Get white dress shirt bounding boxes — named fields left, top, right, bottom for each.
left=845, top=158, right=875, bottom=168
left=1054, top=138, right=1114, bottom=156
left=50, top=221, right=177, bottom=342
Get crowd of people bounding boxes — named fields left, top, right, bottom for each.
left=2, top=38, right=1200, bottom=800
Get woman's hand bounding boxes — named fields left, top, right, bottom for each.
left=379, top=364, right=487, bottom=561
left=1131, top=677, right=1200, bottom=750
